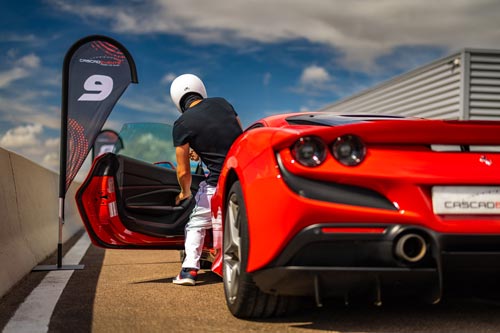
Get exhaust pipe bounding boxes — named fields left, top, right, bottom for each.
left=395, top=233, right=427, bottom=263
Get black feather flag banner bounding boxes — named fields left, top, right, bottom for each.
left=60, top=35, right=138, bottom=195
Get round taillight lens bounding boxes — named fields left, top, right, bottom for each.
left=292, top=136, right=327, bottom=167
left=332, top=135, right=366, bottom=166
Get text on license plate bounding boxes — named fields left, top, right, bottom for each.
left=432, top=186, right=500, bottom=214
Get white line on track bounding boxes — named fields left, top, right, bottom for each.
left=3, top=233, right=91, bottom=333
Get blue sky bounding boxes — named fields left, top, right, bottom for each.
left=1, top=0, right=500, bottom=176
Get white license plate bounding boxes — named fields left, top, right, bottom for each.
left=432, top=186, right=500, bottom=215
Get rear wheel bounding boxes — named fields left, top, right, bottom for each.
left=223, top=181, right=297, bottom=318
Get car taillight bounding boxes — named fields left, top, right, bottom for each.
left=291, top=136, right=327, bottom=167
left=332, top=135, right=366, bottom=166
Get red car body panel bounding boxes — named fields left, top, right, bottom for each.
left=77, top=152, right=206, bottom=250
left=213, top=114, right=500, bottom=272
left=78, top=172, right=185, bottom=248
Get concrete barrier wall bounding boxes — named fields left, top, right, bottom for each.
left=0, top=147, right=83, bottom=298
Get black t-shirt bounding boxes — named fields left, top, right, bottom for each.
left=173, top=97, right=243, bottom=186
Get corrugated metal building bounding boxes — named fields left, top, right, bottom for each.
left=322, top=48, right=500, bottom=121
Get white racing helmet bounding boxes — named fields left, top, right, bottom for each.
left=170, top=74, right=207, bottom=113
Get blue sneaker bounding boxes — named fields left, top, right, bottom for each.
left=173, top=268, right=198, bottom=286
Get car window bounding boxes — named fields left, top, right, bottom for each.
left=245, top=122, right=265, bottom=131
left=113, top=123, right=202, bottom=173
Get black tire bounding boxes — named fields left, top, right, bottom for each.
left=223, top=181, right=298, bottom=318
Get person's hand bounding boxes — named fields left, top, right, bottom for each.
left=175, top=191, right=192, bottom=206
left=189, top=149, right=199, bottom=161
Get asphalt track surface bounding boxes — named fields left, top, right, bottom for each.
left=2, top=231, right=500, bottom=333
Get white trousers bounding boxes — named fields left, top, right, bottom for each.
left=182, top=181, right=222, bottom=269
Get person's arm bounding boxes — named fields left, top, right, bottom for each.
left=175, top=143, right=192, bottom=205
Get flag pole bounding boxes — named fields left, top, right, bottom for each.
left=58, top=198, right=65, bottom=268
left=33, top=38, right=84, bottom=271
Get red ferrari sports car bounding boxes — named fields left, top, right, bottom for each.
left=77, top=112, right=500, bottom=318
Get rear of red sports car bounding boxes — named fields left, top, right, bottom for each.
left=215, top=112, right=500, bottom=317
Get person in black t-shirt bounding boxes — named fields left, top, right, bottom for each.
left=170, top=74, right=243, bottom=286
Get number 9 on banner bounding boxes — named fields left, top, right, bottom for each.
left=78, top=74, right=114, bottom=101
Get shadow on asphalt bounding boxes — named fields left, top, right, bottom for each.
left=49, top=241, right=105, bottom=333
left=132, top=270, right=222, bottom=286
left=250, top=292, right=500, bottom=332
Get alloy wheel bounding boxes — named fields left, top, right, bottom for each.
left=223, top=192, right=241, bottom=304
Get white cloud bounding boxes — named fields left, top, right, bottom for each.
left=0, top=68, right=29, bottom=88
left=0, top=94, right=60, bottom=130
left=48, top=0, right=500, bottom=71
left=119, top=95, right=173, bottom=116
left=41, top=152, right=59, bottom=171
left=292, top=65, right=336, bottom=96
left=0, top=125, right=60, bottom=172
left=300, top=65, right=331, bottom=85
left=17, top=54, right=41, bottom=69
left=0, top=53, right=41, bottom=88
left=161, top=72, right=177, bottom=85
left=45, top=137, right=60, bottom=149
left=0, top=124, right=43, bottom=148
